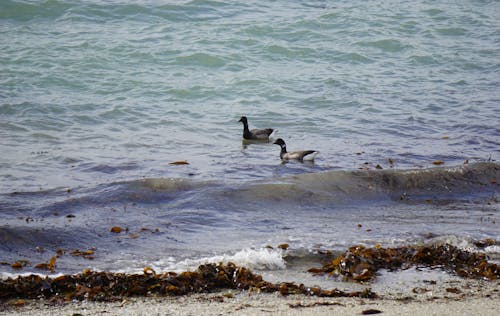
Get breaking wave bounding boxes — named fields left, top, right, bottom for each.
left=221, top=162, right=499, bottom=207
left=1, top=162, right=497, bottom=214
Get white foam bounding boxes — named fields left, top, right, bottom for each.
left=426, top=235, right=478, bottom=252
left=154, top=248, right=286, bottom=273
left=485, top=245, right=500, bottom=254
left=1, top=271, right=64, bottom=280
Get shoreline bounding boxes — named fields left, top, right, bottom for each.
left=2, top=277, right=499, bottom=316
left=1, top=242, right=499, bottom=315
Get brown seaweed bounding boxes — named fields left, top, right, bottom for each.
left=110, top=226, right=123, bottom=233
left=169, top=161, right=189, bottom=165
left=70, top=249, right=95, bottom=260
left=2, top=243, right=496, bottom=302
left=34, top=256, right=57, bottom=272
left=309, top=244, right=499, bottom=282
left=0, top=263, right=376, bottom=302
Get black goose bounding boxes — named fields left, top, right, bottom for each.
left=238, top=116, right=274, bottom=141
left=273, top=138, right=318, bottom=161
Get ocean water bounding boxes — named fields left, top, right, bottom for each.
left=0, top=0, right=499, bottom=285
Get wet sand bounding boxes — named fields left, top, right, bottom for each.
left=2, top=276, right=498, bottom=316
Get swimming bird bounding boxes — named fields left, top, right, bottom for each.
left=238, top=116, right=274, bottom=141
left=273, top=138, right=318, bottom=161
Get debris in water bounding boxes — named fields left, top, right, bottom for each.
left=388, top=158, right=395, bottom=167
left=473, top=238, right=496, bottom=248
left=169, top=161, right=189, bottom=165
left=34, top=256, right=57, bottom=272
left=277, top=244, right=289, bottom=250
left=11, top=262, right=24, bottom=270
left=70, top=249, right=95, bottom=260
left=110, top=226, right=123, bottom=233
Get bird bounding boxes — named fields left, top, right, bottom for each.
left=238, top=116, right=274, bottom=141
left=273, top=138, right=318, bottom=161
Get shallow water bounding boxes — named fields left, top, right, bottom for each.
left=0, top=0, right=499, bottom=283
left=1, top=162, right=498, bottom=279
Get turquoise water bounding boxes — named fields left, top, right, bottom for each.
left=0, top=1, right=499, bottom=279
left=1, top=0, right=499, bottom=192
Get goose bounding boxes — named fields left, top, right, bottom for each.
left=273, top=138, right=318, bottom=161
left=238, top=116, right=274, bottom=141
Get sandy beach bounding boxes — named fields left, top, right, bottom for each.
left=2, top=275, right=498, bottom=316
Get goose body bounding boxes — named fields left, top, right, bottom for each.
left=273, top=138, right=318, bottom=161
left=239, top=116, right=274, bottom=141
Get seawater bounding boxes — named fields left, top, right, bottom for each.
left=0, top=0, right=499, bottom=283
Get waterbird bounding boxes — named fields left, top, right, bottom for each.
left=238, top=116, right=274, bottom=141
left=273, top=138, right=318, bottom=161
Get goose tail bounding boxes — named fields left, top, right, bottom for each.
left=303, top=151, right=319, bottom=161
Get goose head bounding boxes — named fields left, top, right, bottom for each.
left=273, top=138, right=286, bottom=147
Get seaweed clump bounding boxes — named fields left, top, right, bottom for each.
left=0, top=263, right=376, bottom=302
left=309, top=244, right=499, bottom=282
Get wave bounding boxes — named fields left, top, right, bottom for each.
left=118, top=162, right=498, bottom=209
left=1, top=163, right=497, bottom=214
left=226, top=162, right=499, bottom=207
left=148, top=248, right=286, bottom=274
left=111, top=234, right=500, bottom=276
